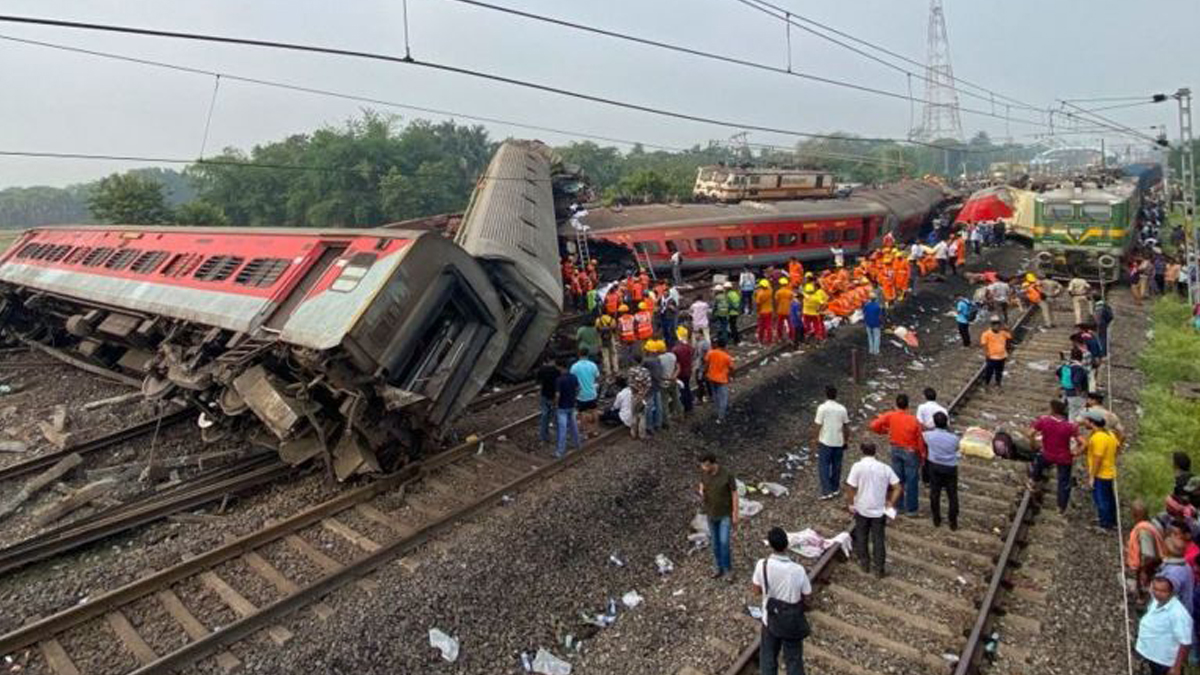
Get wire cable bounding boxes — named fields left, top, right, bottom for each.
left=198, top=74, right=221, bottom=159
left=0, top=14, right=1005, bottom=152
left=741, top=0, right=1045, bottom=114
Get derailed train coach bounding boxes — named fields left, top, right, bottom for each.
left=0, top=226, right=509, bottom=479
left=455, top=140, right=563, bottom=380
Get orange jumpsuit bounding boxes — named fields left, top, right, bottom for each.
left=893, top=258, right=910, bottom=300
left=787, top=260, right=804, bottom=288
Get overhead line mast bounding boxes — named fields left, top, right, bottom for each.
left=911, top=0, right=963, bottom=143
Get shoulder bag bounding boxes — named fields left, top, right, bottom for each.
left=762, top=557, right=811, bottom=640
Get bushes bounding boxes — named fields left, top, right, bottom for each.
left=1124, top=297, right=1200, bottom=507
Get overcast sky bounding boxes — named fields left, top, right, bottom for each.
left=0, top=0, right=1195, bottom=188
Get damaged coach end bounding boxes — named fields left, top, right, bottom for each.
left=0, top=226, right=507, bottom=480
left=456, top=140, right=563, bottom=380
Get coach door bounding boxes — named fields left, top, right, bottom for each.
left=265, top=243, right=349, bottom=330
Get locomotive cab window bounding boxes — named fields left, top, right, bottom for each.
left=725, top=236, right=747, bottom=250
left=1045, top=203, right=1074, bottom=220
left=633, top=241, right=661, bottom=255
left=1081, top=204, right=1112, bottom=222
left=752, top=234, right=774, bottom=249
left=694, top=238, right=720, bottom=252
left=331, top=252, right=377, bottom=292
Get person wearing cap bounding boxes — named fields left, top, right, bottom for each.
left=671, top=326, right=695, bottom=414
left=595, top=311, right=619, bottom=378
left=1135, top=575, right=1193, bottom=675
left=751, top=526, right=813, bottom=675
left=774, top=277, right=795, bottom=344
left=1083, top=410, right=1119, bottom=530
left=633, top=301, right=654, bottom=345
left=1080, top=391, right=1124, bottom=443
left=643, top=339, right=667, bottom=433
left=979, top=317, right=1013, bottom=388
left=1023, top=272, right=1053, bottom=329
left=754, top=278, right=775, bottom=345
left=801, top=282, right=828, bottom=341
left=725, top=283, right=743, bottom=346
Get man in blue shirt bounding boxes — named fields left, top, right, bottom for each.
left=922, top=412, right=960, bottom=530
left=1136, top=576, right=1193, bottom=674
left=954, top=295, right=974, bottom=347
left=862, top=293, right=882, bottom=355
left=570, top=348, right=601, bottom=436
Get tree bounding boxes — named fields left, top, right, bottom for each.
left=87, top=173, right=173, bottom=224
left=174, top=200, right=229, bottom=226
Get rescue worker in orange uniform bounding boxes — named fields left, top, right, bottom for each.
left=754, top=279, right=774, bottom=345
left=774, top=277, right=795, bottom=343
left=604, top=287, right=621, bottom=316
left=880, top=256, right=897, bottom=307
left=787, top=257, right=804, bottom=288
left=617, top=305, right=636, bottom=360
left=634, top=301, right=654, bottom=343
left=893, top=254, right=911, bottom=302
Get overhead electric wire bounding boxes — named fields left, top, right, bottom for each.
left=1057, top=101, right=1164, bottom=145
left=1060, top=95, right=1162, bottom=104
left=442, top=0, right=1045, bottom=127
left=732, top=0, right=1045, bottom=115
left=0, top=13, right=1004, bottom=152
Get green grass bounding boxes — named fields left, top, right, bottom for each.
left=1123, top=296, right=1200, bottom=507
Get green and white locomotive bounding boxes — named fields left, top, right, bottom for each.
left=1032, top=180, right=1139, bottom=283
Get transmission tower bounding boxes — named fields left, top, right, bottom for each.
left=911, top=0, right=964, bottom=142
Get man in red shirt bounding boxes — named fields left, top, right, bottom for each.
left=869, top=393, right=925, bottom=516
left=1028, top=398, right=1082, bottom=514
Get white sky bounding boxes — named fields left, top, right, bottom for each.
left=0, top=0, right=1195, bottom=187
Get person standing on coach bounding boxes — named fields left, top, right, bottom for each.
left=979, top=317, right=1013, bottom=389
left=845, top=443, right=901, bottom=578
left=751, top=527, right=812, bottom=675
left=699, top=452, right=739, bottom=580
left=814, top=386, right=850, bottom=501
left=923, top=412, right=960, bottom=530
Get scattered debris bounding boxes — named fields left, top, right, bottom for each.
left=621, top=591, right=643, bottom=609
left=428, top=628, right=460, bottom=663
left=654, top=554, right=675, bottom=575
left=0, top=440, right=28, bottom=453
left=1025, top=360, right=1052, bottom=372
left=738, top=499, right=763, bottom=518
left=31, top=478, right=117, bottom=526
left=81, top=392, right=143, bottom=411
left=608, top=553, right=626, bottom=567
left=0, top=452, right=82, bottom=520
left=530, top=648, right=572, bottom=675
left=757, top=482, right=789, bottom=497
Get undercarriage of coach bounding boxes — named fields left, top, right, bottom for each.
left=0, top=287, right=439, bottom=481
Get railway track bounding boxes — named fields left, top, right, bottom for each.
left=724, top=299, right=1088, bottom=675
left=1, top=323, right=799, bottom=675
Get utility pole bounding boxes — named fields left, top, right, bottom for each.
left=1175, top=88, right=1198, bottom=304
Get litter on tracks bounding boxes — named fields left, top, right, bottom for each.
left=428, top=628, right=460, bottom=663
left=622, top=590, right=644, bottom=608
left=530, top=648, right=572, bottom=674
left=655, top=554, right=675, bottom=575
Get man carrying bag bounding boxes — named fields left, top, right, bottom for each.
left=751, top=527, right=813, bottom=675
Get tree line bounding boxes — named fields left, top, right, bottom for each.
left=1, top=112, right=1184, bottom=229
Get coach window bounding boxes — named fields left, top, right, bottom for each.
left=694, top=238, right=720, bottom=253
left=331, top=253, right=377, bottom=292
left=777, top=233, right=798, bottom=247
left=752, top=234, right=774, bottom=249
left=822, top=229, right=840, bottom=243
left=800, top=232, right=812, bottom=244
left=725, top=236, right=747, bottom=250
left=633, top=241, right=661, bottom=255
left=843, top=229, right=859, bottom=242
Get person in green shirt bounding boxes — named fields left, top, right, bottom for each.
left=699, top=452, right=739, bottom=580
left=575, top=323, right=601, bottom=365
left=725, top=283, right=742, bottom=345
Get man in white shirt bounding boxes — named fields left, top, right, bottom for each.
left=751, top=527, right=812, bottom=675
left=829, top=246, right=845, bottom=269
left=932, top=239, right=949, bottom=275
left=986, top=278, right=1011, bottom=325
left=600, top=377, right=635, bottom=433
left=915, top=387, right=948, bottom=430
left=845, top=443, right=901, bottom=578
left=670, top=250, right=683, bottom=286
left=813, top=385, right=850, bottom=500
left=688, top=298, right=711, bottom=345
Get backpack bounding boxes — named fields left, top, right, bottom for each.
left=761, top=558, right=810, bottom=640
left=1059, top=365, right=1074, bottom=390
left=963, top=300, right=979, bottom=322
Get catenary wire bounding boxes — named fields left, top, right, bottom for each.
left=0, top=14, right=1005, bottom=152
left=0, top=32, right=914, bottom=169
left=441, top=0, right=1046, bottom=127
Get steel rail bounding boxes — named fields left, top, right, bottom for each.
left=0, top=407, right=192, bottom=483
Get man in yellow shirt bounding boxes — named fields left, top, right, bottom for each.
left=1083, top=410, right=1118, bottom=531
left=774, top=278, right=795, bottom=343
left=801, top=283, right=828, bottom=340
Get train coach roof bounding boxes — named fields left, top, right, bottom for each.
left=18, top=224, right=428, bottom=239
left=573, top=196, right=889, bottom=234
